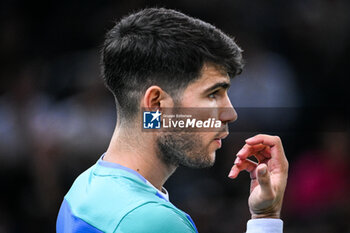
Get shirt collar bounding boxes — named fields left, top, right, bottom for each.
left=98, top=154, right=170, bottom=201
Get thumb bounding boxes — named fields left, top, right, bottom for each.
left=257, top=164, right=274, bottom=198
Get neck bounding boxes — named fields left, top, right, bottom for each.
left=104, top=125, right=177, bottom=191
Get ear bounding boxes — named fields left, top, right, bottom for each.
left=142, top=86, right=172, bottom=111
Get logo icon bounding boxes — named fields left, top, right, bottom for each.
left=143, top=110, right=161, bottom=129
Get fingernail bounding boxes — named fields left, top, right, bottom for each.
left=245, top=137, right=254, bottom=142
left=258, top=166, right=267, bottom=176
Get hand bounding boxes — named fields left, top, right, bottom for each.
left=228, top=134, right=289, bottom=219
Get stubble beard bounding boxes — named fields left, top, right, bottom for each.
left=156, top=132, right=215, bottom=168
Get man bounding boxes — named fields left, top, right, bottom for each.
left=57, top=8, right=288, bottom=232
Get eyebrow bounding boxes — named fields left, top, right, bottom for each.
left=204, top=82, right=231, bottom=93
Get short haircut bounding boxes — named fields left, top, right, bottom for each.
left=101, top=8, right=243, bottom=120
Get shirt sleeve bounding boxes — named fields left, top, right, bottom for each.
left=114, top=203, right=196, bottom=233
left=246, top=218, right=283, bottom=233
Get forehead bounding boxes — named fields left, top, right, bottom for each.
left=190, top=64, right=230, bottom=89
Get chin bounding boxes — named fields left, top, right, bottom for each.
left=208, top=151, right=216, bottom=165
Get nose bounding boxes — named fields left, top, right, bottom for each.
left=219, top=95, right=238, bottom=124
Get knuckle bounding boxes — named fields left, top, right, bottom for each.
left=273, top=135, right=281, bottom=143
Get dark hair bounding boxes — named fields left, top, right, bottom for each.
left=102, top=8, right=243, bottom=120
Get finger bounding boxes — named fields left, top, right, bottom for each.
left=260, top=146, right=271, bottom=158
left=245, top=134, right=281, bottom=147
left=236, top=144, right=271, bottom=165
left=235, top=157, right=258, bottom=173
left=256, top=163, right=274, bottom=198
left=236, top=144, right=269, bottom=160
left=254, top=151, right=270, bottom=164
left=228, top=165, right=240, bottom=179
left=245, top=134, right=286, bottom=163
left=236, top=157, right=258, bottom=172
left=228, top=158, right=258, bottom=179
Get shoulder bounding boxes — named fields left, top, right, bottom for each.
left=115, top=202, right=197, bottom=233
left=64, top=165, right=164, bottom=232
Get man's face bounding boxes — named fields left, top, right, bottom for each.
left=156, top=64, right=237, bottom=168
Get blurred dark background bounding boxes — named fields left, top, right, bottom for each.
left=0, top=0, right=349, bottom=232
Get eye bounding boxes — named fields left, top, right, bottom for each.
left=208, top=90, right=219, bottom=98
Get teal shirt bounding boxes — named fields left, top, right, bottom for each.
left=57, top=156, right=198, bottom=233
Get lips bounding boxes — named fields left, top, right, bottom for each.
left=214, top=138, right=222, bottom=147
left=214, top=132, right=229, bottom=148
